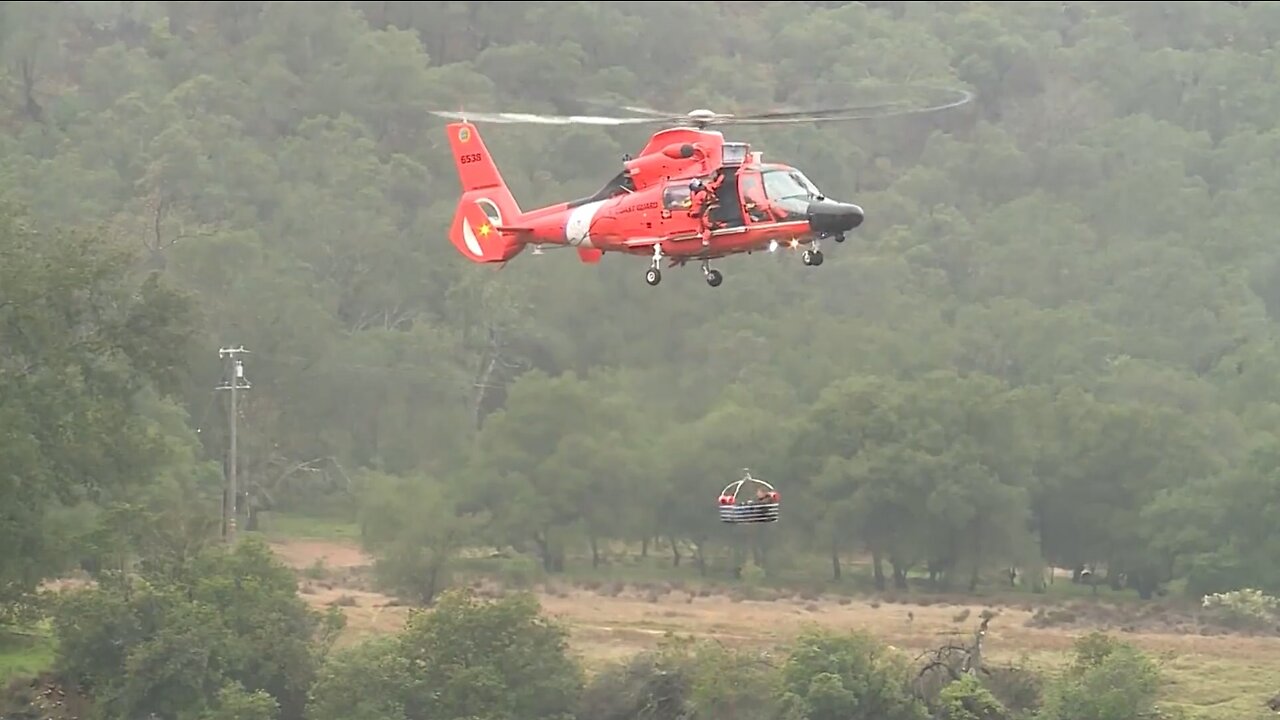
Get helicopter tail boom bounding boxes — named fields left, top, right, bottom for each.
left=445, top=121, right=526, bottom=263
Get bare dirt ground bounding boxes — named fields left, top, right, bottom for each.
left=269, top=539, right=370, bottom=570
left=271, top=538, right=1280, bottom=718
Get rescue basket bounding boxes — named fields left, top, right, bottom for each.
left=716, top=469, right=780, bottom=524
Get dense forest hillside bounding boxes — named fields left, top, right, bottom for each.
left=8, top=2, right=1280, bottom=719
left=5, top=0, right=1280, bottom=620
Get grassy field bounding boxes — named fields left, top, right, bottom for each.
left=0, top=623, right=54, bottom=683
left=258, top=513, right=1280, bottom=720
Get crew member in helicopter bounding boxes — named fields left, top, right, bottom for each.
left=688, top=172, right=725, bottom=247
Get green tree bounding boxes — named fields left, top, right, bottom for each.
left=199, top=683, right=280, bottom=720
left=578, top=637, right=781, bottom=720
left=358, top=470, right=485, bottom=604
left=308, top=589, right=582, bottom=720
left=50, top=538, right=342, bottom=720
left=1038, top=633, right=1161, bottom=720
left=778, top=629, right=928, bottom=720
left=0, top=199, right=200, bottom=620
left=937, top=675, right=1010, bottom=720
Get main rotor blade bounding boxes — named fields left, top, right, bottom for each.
left=427, top=86, right=974, bottom=128
left=727, top=88, right=976, bottom=125
left=574, top=96, right=672, bottom=118
left=427, top=110, right=662, bottom=126
left=736, top=101, right=908, bottom=119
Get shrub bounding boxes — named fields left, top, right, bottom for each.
left=1200, top=588, right=1280, bottom=631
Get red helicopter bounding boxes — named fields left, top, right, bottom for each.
left=430, top=90, right=972, bottom=288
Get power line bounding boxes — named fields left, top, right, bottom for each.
left=216, top=346, right=251, bottom=544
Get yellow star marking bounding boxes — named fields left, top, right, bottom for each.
left=478, top=222, right=492, bottom=236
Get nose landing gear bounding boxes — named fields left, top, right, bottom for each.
left=802, top=238, right=825, bottom=267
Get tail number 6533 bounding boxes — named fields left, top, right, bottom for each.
left=460, top=153, right=483, bottom=164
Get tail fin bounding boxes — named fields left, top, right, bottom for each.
left=446, top=121, right=525, bottom=263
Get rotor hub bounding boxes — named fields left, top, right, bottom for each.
left=685, top=108, right=731, bottom=128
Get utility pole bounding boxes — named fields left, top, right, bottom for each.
left=217, top=346, right=251, bottom=543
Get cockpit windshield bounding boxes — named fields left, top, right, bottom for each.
left=762, top=169, right=822, bottom=201
left=756, top=169, right=822, bottom=222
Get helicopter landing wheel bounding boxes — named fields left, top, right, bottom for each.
left=645, top=268, right=662, bottom=286
left=705, top=269, right=723, bottom=288
left=802, top=249, right=824, bottom=266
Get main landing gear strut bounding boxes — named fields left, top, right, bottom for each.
left=647, top=234, right=846, bottom=286
left=643, top=245, right=725, bottom=288
left=645, top=244, right=663, bottom=286
left=702, top=259, right=723, bottom=288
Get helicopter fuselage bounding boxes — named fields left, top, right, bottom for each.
left=444, top=120, right=863, bottom=287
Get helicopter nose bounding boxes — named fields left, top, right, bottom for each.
left=807, top=200, right=864, bottom=235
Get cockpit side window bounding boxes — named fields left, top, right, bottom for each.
left=663, top=183, right=693, bottom=210
left=740, top=174, right=764, bottom=203
left=738, top=171, right=770, bottom=223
